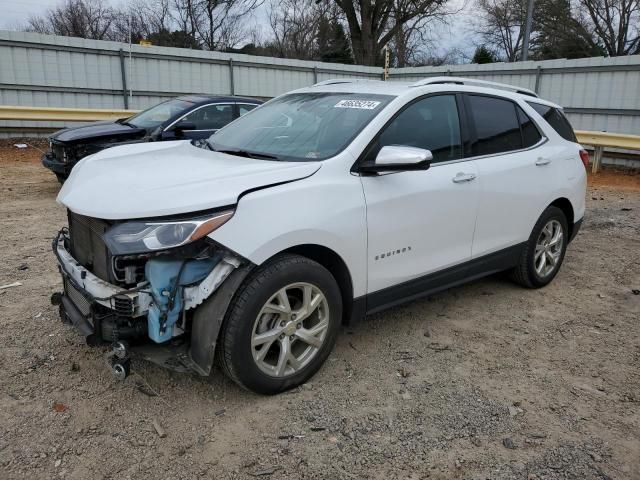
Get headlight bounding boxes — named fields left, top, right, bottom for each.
left=103, top=210, right=234, bottom=255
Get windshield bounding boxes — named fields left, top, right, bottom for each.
left=208, top=92, right=394, bottom=161
left=127, top=99, right=194, bottom=128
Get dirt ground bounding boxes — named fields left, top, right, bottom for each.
left=0, top=144, right=639, bottom=480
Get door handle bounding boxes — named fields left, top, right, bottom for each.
left=535, top=157, right=551, bottom=166
left=452, top=173, right=476, bottom=183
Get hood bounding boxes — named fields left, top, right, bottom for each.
left=51, top=120, right=146, bottom=144
left=57, top=141, right=321, bottom=220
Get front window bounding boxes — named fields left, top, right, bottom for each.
left=365, top=95, right=462, bottom=164
left=180, top=104, right=234, bottom=130
left=127, top=99, right=195, bottom=129
left=208, top=93, right=394, bottom=161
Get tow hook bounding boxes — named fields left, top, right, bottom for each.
left=105, top=341, right=131, bottom=381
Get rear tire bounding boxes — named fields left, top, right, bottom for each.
left=217, top=254, right=342, bottom=395
left=511, top=206, right=568, bottom=288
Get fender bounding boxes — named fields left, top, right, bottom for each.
left=189, top=264, right=254, bottom=375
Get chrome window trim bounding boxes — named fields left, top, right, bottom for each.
left=429, top=136, right=549, bottom=168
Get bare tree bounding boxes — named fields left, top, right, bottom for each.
left=268, top=0, right=325, bottom=59
left=577, top=0, right=640, bottom=55
left=179, top=0, right=262, bottom=50
left=325, top=0, right=450, bottom=66
left=27, top=0, right=117, bottom=40
left=474, top=0, right=526, bottom=61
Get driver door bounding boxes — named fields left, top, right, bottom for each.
left=359, top=94, right=480, bottom=305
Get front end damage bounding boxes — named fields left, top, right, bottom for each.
left=51, top=211, right=251, bottom=379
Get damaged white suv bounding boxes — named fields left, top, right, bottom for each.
left=53, top=77, right=587, bottom=394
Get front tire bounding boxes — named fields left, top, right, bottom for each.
left=217, top=254, right=342, bottom=394
left=511, top=206, right=568, bottom=288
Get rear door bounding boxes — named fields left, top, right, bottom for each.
left=359, top=94, right=480, bottom=300
left=464, top=94, right=558, bottom=258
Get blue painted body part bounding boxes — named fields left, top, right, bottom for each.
left=146, top=254, right=222, bottom=343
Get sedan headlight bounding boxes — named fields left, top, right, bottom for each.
left=103, top=210, right=234, bottom=255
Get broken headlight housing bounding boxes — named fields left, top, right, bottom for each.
left=103, top=210, right=234, bottom=255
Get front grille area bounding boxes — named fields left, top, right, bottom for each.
left=51, top=143, right=68, bottom=162
left=64, top=277, right=92, bottom=316
left=68, top=211, right=113, bottom=282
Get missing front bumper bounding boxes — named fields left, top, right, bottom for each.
left=52, top=229, right=249, bottom=376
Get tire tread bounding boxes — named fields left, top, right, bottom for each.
left=217, top=254, right=335, bottom=392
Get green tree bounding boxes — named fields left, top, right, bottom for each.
left=472, top=45, right=498, bottom=63
left=146, top=29, right=201, bottom=49
left=317, top=18, right=353, bottom=64
left=531, top=0, right=603, bottom=59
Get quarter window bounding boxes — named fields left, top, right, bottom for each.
left=467, top=95, right=523, bottom=156
left=369, top=95, right=462, bottom=163
left=516, top=106, right=542, bottom=147
left=181, top=104, right=234, bottom=130
left=527, top=102, right=577, bottom=142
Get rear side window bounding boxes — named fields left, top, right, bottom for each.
left=467, top=95, right=523, bottom=156
left=527, top=102, right=577, bottom=142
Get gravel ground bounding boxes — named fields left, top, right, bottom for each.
left=0, top=144, right=639, bottom=480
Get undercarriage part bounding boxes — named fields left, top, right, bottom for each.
left=113, top=340, right=129, bottom=359
left=51, top=292, right=63, bottom=306
left=106, top=342, right=131, bottom=381
left=131, top=341, right=196, bottom=373
left=112, top=360, right=130, bottom=380
left=99, top=315, right=147, bottom=342
left=189, top=264, right=253, bottom=376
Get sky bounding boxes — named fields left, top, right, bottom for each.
left=0, top=0, right=477, bottom=60
left=2, top=0, right=62, bottom=28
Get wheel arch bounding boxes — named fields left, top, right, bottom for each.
left=274, top=244, right=357, bottom=325
left=548, top=197, right=575, bottom=238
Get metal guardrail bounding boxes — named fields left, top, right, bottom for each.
left=0, top=107, right=638, bottom=173
left=0, top=105, right=138, bottom=122
left=575, top=130, right=640, bottom=173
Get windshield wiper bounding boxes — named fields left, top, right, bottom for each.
left=213, top=147, right=280, bottom=160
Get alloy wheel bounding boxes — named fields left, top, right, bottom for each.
left=251, top=283, right=329, bottom=377
left=534, top=219, right=564, bottom=278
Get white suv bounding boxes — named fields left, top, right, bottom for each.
left=53, top=77, right=587, bottom=394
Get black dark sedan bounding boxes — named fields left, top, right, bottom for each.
left=42, top=95, right=262, bottom=182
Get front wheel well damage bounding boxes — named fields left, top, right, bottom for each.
left=280, top=244, right=355, bottom=325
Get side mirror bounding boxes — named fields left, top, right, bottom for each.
left=172, top=120, right=197, bottom=135
left=360, top=145, right=432, bottom=173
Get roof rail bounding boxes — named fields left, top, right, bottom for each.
left=410, top=76, right=538, bottom=97
left=312, top=78, right=381, bottom=87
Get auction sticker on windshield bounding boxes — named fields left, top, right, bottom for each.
left=334, top=100, right=381, bottom=110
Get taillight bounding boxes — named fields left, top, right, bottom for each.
left=579, top=149, right=589, bottom=169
